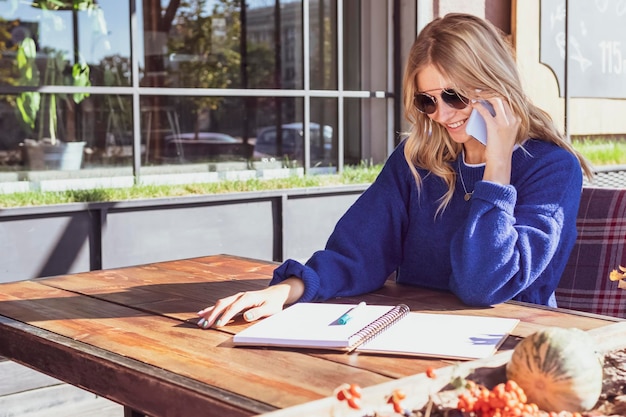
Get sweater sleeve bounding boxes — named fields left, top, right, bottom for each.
left=270, top=144, right=412, bottom=302
left=449, top=148, right=583, bottom=307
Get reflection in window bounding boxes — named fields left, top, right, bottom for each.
left=0, top=1, right=130, bottom=87
left=0, top=0, right=376, bottom=179
left=254, top=122, right=332, bottom=167
left=137, top=94, right=345, bottom=169
left=140, top=0, right=305, bottom=89
left=343, top=1, right=361, bottom=91
left=0, top=95, right=28, bottom=165
left=96, top=94, right=133, bottom=165
left=0, top=93, right=133, bottom=171
left=141, top=95, right=308, bottom=166
left=0, top=2, right=131, bottom=172
left=311, top=97, right=337, bottom=166
left=309, top=0, right=337, bottom=90
left=344, top=98, right=362, bottom=165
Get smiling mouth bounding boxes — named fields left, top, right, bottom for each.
left=447, top=119, right=467, bottom=129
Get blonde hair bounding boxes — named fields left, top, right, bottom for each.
left=402, top=13, right=593, bottom=213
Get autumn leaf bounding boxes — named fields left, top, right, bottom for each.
left=609, top=265, right=626, bottom=284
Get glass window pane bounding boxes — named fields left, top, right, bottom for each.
left=81, top=2, right=131, bottom=87
left=343, top=1, right=361, bottom=91
left=0, top=91, right=90, bottom=146
left=0, top=94, right=29, bottom=158
left=141, top=95, right=305, bottom=166
left=0, top=1, right=130, bottom=88
left=344, top=97, right=362, bottom=165
left=139, top=0, right=303, bottom=89
left=0, top=93, right=134, bottom=175
left=309, top=0, right=337, bottom=90
left=246, top=0, right=303, bottom=89
left=92, top=94, right=134, bottom=166
left=310, top=97, right=337, bottom=167
left=345, top=97, right=388, bottom=165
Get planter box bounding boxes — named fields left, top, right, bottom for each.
left=22, top=141, right=86, bottom=171
left=0, top=164, right=331, bottom=194
left=0, top=184, right=368, bottom=283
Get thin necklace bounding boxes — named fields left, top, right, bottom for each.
left=458, top=159, right=473, bottom=201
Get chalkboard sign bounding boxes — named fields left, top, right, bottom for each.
left=540, top=0, right=626, bottom=98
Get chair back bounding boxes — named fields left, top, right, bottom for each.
left=556, top=187, right=626, bottom=318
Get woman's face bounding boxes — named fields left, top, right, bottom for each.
left=416, top=64, right=473, bottom=145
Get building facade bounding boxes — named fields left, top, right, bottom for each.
left=0, top=0, right=624, bottom=192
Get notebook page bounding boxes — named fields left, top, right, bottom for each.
left=233, top=303, right=397, bottom=348
left=357, top=312, right=519, bottom=359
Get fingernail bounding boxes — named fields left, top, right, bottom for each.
left=244, top=312, right=254, bottom=321
left=215, top=319, right=223, bottom=327
left=202, top=320, right=210, bottom=329
left=197, top=318, right=206, bottom=328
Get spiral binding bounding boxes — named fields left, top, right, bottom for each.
left=347, top=304, right=410, bottom=352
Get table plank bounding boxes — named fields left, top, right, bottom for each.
left=37, top=255, right=275, bottom=321
left=0, top=315, right=268, bottom=417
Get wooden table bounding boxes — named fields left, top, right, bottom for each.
left=0, top=254, right=622, bottom=417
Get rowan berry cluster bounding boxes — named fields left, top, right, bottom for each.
left=333, top=375, right=589, bottom=417
left=456, top=379, right=583, bottom=417
left=335, top=383, right=363, bottom=410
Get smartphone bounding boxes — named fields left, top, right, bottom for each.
left=466, top=100, right=495, bottom=146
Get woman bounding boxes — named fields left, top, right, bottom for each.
left=197, top=13, right=593, bottom=329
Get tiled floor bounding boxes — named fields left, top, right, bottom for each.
left=0, top=360, right=122, bottom=417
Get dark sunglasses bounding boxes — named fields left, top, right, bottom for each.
left=413, top=89, right=469, bottom=114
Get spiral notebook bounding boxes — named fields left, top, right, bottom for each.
left=232, top=303, right=519, bottom=360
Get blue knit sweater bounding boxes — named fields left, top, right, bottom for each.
left=270, top=139, right=583, bottom=307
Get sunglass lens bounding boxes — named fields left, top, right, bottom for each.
left=441, top=89, right=469, bottom=109
left=414, top=94, right=437, bottom=114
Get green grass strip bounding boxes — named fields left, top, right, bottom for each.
left=0, top=163, right=383, bottom=208
left=0, top=138, right=624, bottom=209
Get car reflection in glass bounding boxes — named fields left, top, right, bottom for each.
left=253, top=122, right=333, bottom=165
left=164, top=132, right=251, bottom=162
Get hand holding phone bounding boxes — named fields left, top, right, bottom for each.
left=466, top=100, right=495, bottom=146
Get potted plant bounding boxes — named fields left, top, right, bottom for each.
left=15, top=36, right=91, bottom=170
left=12, top=0, right=97, bottom=170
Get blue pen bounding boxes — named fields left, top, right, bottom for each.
left=337, top=301, right=366, bottom=325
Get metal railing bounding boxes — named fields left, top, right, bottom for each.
left=585, top=165, right=626, bottom=189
